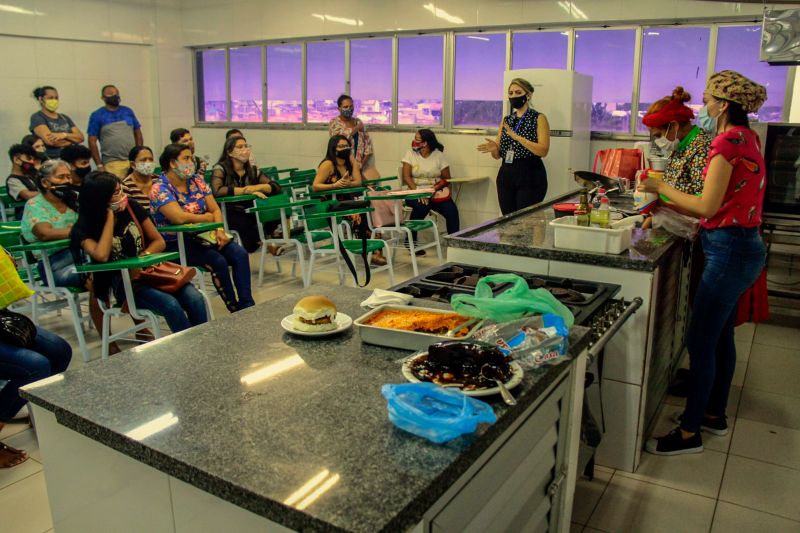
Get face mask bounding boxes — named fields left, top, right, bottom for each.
left=653, top=124, right=678, bottom=155
left=509, top=95, right=527, bottom=109
left=697, top=105, right=717, bottom=134
left=174, top=160, right=195, bottom=179
left=109, top=194, right=129, bottom=213
left=50, top=184, right=79, bottom=209
left=20, top=161, right=36, bottom=175
left=336, top=148, right=351, bottom=159
left=134, top=161, right=155, bottom=175
left=43, top=99, right=59, bottom=112
left=341, top=108, right=353, bottom=119
left=36, top=148, right=46, bottom=155
left=74, top=166, right=91, bottom=179
left=232, top=149, right=251, bottom=163
left=104, top=95, right=121, bottom=107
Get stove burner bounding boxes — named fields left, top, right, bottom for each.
left=548, top=287, right=587, bottom=304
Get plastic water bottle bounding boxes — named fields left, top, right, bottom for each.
left=592, top=188, right=606, bottom=212
left=594, top=197, right=611, bottom=228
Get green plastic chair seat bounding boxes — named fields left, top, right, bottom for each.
left=319, top=240, right=385, bottom=253
left=296, top=231, right=331, bottom=244
left=403, top=220, right=435, bottom=231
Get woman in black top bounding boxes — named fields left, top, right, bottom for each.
left=478, top=78, right=550, bottom=215
left=210, top=135, right=282, bottom=253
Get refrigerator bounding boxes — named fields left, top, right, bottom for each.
left=503, top=69, right=593, bottom=201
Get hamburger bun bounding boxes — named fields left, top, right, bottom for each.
left=292, top=295, right=337, bottom=332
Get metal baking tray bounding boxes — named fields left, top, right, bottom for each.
left=354, top=304, right=483, bottom=351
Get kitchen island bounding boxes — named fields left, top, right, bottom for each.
left=22, top=286, right=591, bottom=533
left=446, top=190, right=690, bottom=472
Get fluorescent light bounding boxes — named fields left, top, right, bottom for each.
left=467, top=36, right=490, bottom=42
left=125, top=412, right=179, bottom=441
left=646, top=31, right=661, bottom=36
left=296, top=474, right=340, bottom=510
left=21, top=374, right=64, bottom=390
left=0, top=4, right=41, bottom=15
left=557, top=1, right=587, bottom=21
left=240, top=354, right=305, bottom=386
left=311, top=13, right=364, bottom=26
left=422, top=3, right=464, bottom=25
left=284, top=469, right=330, bottom=506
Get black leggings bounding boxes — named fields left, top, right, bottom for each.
left=496, top=157, right=548, bottom=215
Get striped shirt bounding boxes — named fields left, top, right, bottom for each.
left=121, top=174, right=157, bottom=211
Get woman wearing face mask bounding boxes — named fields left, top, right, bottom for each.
left=210, top=136, right=281, bottom=253
left=6, top=144, right=40, bottom=220
left=29, top=86, right=84, bottom=160
left=150, top=144, right=254, bottom=312
left=328, top=94, right=379, bottom=180
left=122, top=146, right=158, bottom=211
left=71, top=172, right=207, bottom=333
left=21, top=135, right=47, bottom=163
left=402, top=129, right=460, bottom=238
left=478, top=78, right=550, bottom=215
left=643, top=71, right=768, bottom=456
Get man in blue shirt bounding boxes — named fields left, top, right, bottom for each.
left=87, top=85, right=143, bottom=178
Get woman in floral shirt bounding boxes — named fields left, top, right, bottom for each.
left=328, top=94, right=379, bottom=179
left=643, top=71, right=767, bottom=457
left=150, top=144, right=254, bottom=312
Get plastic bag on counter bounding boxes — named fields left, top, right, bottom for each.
left=381, top=382, right=497, bottom=444
left=450, top=274, right=575, bottom=328
left=472, top=314, right=570, bottom=371
left=650, top=205, right=700, bottom=240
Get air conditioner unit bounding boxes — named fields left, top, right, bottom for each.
left=762, top=8, right=800, bottom=65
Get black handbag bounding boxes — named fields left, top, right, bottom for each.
left=0, top=310, right=36, bottom=348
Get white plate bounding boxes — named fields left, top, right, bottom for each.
left=401, top=353, right=524, bottom=397
left=281, top=313, right=353, bottom=337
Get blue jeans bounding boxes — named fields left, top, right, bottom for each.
left=406, top=199, right=460, bottom=236
left=166, top=239, right=254, bottom=312
left=37, top=248, right=83, bottom=288
left=0, top=327, right=72, bottom=421
left=681, top=227, right=765, bottom=434
left=120, top=283, right=208, bottom=333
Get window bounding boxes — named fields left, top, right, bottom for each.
left=512, top=31, right=569, bottom=70
left=229, top=47, right=263, bottom=122
left=454, top=33, right=506, bottom=128
left=575, top=29, right=636, bottom=132
left=306, top=41, right=345, bottom=123
left=196, top=49, right=227, bottom=122
left=637, top=27, right=709, bottom=132
left=716, top=25, right=788, bottom=122
left=397, top=35, right=444, bottom=125
left=266, top=44, right=302, bottom=123
left=350, top=38, right=392, bottom=125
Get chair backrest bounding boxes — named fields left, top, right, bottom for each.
left=0, top=228, right=21, bottom=249
left=259, top=166, right=278, bottom=181
left=301, top=200, right=335, bottom=232
left=254, top=192, right=290, bottom=224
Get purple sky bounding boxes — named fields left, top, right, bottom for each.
left=512, top=31, right=568, bottom=69
left=398, top=36, right=443, bottom=102
left=717, top=25, right=787, bottom=109
left=574, top=29, right=635, bottom=103
left=640, top=27, right=708, bottom=107
left=267, top=44, right=301, bottom=100
left=307, top=41, right=345, bottom=99
left=455, top=33, right=506, bottom=101
left=230, top=46, right=262, bottom=101
left=351, top=38, right=392, bottom=101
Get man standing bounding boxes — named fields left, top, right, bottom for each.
left=5, top=144, right=40, bottom=219
left=87, top=85, right=143, bottom=178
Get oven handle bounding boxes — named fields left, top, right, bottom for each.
left=587, top=297, right=643, bottom=360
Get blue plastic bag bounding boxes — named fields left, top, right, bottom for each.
left=381, top=383, right=497, bottom=443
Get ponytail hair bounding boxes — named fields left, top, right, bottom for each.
left=32, top=86, right=57, bottom=100
left=417, top=129, right=444, bottom=153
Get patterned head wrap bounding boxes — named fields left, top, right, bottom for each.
left=706, top=70, right=767, bottom=113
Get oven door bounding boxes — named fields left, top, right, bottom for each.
left=757, top=123, right=800, bottom=218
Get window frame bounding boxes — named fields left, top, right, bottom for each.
left=191, top=21, right=795, bottom=138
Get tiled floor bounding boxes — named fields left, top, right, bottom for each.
left=2, top=250, right=800, bottom=533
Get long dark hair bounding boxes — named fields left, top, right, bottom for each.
left=418, top=129, right=444, bottom=152
left=159, top=144, right=191, bottom=174
left=71, top=171, right=119, bottom=243
left=216, top=135, right=257, bottom=186
left=127, top=145, right=153, bottom=176
left=322, top=135, right=352, bottom=180
left=720, top=99, right=750, bottom=129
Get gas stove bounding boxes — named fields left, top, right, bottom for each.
left=391, top=263, right=625, bottom=346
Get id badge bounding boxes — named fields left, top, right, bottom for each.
left=504, top=150, right=515, bottom=164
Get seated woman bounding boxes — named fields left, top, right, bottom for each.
left=21, top=134, right=48, bottom=162
left=5, top=144, right=40, bottom=220
left=151, top=144, right=255, bottom=312
left=313, top=136, right=386, bottom=266
left=402, top=129, right=460, bottom=240
left=71, top=172, right=207, bottom=333
left=121, top=146, right=158, bottom=210
left=210, top=135, right=281, bottom=253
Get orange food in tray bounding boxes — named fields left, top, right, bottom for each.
left=364, top=309, right=472, bottom=336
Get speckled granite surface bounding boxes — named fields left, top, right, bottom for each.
left=445, top=190, right=680, bottom=272
left=22, top=287, right=589, bottom=533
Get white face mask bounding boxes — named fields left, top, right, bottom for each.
left=653, top=123, right=678, bottom=156
left=134, top=161, right=156, bottom=175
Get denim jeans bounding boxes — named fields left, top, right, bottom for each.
left=0, top=327, right=72, bottom=421
left=406, top=198, right=461, bottom=235
left=681, top=227, right=765, bottom=434
left=166, top=239, right=254, bottom=312
left=119, top=283, right=208, bottom=333
left=37, top=248, right=82, bottom=288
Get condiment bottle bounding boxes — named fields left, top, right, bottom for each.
left=594, top=197, right=611, bottom=228
left=575, top=208, right=589, bottom=227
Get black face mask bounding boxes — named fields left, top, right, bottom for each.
left=50, top=184, right=79, bottom=210
left=509, top=95, right=527, bottom=109
left=336, top=148, right=351, bottom=159
left=104, top=95, right=121, bottom=107
left=74, top=166, right=91, bottom=179
left=20, top=161, right=36, bottom=175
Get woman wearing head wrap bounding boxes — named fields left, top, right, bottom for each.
left=643, top=71, right=768, bottom=456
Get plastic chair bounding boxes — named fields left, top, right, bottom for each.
left=0, top=187, right=25, bottom=222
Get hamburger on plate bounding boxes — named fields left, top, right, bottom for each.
left=292, top=295, right=338, bottom=332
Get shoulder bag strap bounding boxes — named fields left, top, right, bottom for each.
left=332, top=215, right=371, bottom=287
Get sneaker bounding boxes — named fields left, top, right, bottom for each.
left=645, top=427, right=703, bottom=456
left=672, top=413, right=729, bottom=436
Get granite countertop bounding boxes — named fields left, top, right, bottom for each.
left=445, top=190, right=680, bottom=272
left=22, top=287, right=590, bottom=533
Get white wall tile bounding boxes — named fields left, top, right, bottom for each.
left=35, top=0, right=110, bottom=42
left=0, top=36, right=38, bottom=79
left=107, top=1, right=155, bottom=44
left=477, top=0, right=523, bottom=27
left=356, top=0, right=399, bottom=32
left=432, top=0, right=479, bottom=28
left=34, top=39, right=76, bottom=80
left=72, top=41, right=112, bottom=81
left=0, top=0, right=43, bottom=36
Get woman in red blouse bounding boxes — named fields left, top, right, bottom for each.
left=642, top=71, right=768, bottom=456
